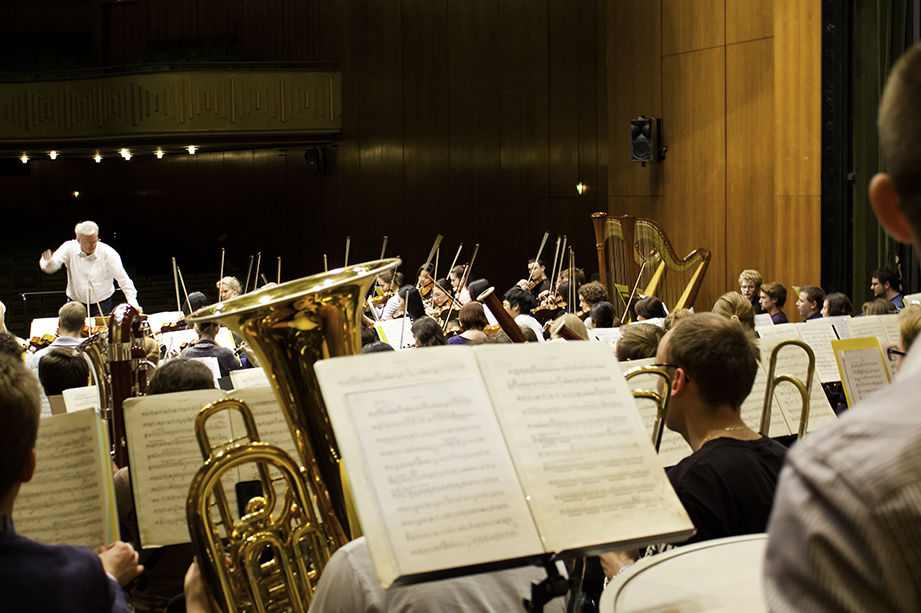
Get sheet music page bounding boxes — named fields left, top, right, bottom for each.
left=39, top=392, right=53, bottom=418
left=878, top=314, right=901, bottom=344
left=215, top=327, right=236, bottom=349
left=795, top=321, right=842, bottom=383
left=474, top=342, right=693, bottom=554
left=759, top=336, right=837, bottom=433
left=315, top=348, right=542, bottom=587
left=742, top=361, right=793, bottom=437
left=229, top=367, right=270, bottom=389
left=29, top=317, right=58, bottom=339
left=757, top=322, right=800, bottom=339
left=229, top=387, right=299, bottom=461
left=619, top=358, right=692, bottom=468
left=159, top=329, right=199, bottom=357
left=62, top=385, right=101, bottom=413
left=825, top=315, right=852, bottom=339
left=146, top=311, right=185, bottom=332
left=589, top=327, right=622, bottom=344
left=831, top=338, right=891, bottom=407
left=124, top=389, right=228, bottom=548
left=190, top=357, right=221, bottom=387
left=844, top=316, right=888, bottom=346
left=16, top=409, right=116, bottom=549
left=374, top=318, right=414, bottom=350
left=881, top=342, right=900, bottom=381
left=904, top=292, right=921, bottom=307
left=754, top=313, right=775, bottom=330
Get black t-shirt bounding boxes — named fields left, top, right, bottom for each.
left=666, top=436, right=788, bottom=544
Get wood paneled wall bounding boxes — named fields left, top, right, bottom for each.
left=607, top=0, right=821, bottom=318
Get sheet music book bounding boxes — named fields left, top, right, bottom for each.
left=15, top=408, right=118, bottom=549
left=831, top=337, right=891, bottom=407
left=62, top=385, right=101, bottom=413
left=124, top=387, right=300, bottom=548
left=314, top=343, right=695, bottom=588
left=758, top=321, right=841, bottom=384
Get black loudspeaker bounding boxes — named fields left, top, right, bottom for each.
left=630, top=116, right=660, bottom=163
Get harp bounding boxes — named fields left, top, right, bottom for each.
left=592, top=212, right=711, bottom=319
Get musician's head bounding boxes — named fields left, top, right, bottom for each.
left=148, top=358, right=216, bottom=394
left=398, top=286, right=426, bottom=322
left=448, top=265, right=465, bottom=290
left=217, top=276, right=242, bottom=301
left=590, top=301, right=619, bottom=329
left=712, top=292, right=755, bottom=331
left=182, top=292, right=210, bottom=319
left=194, top=321, right=220, bottom=341
left=458, top=301, right=489, bottom=332
left=433, top=279, right=451, bottom=307
left=0, top=331, right=25, bottom=360
left=38, top=347, right=89, bottom=397
left=416, top=263, right=435, bottom=287
left=738, top=269, right=762, bottom=301
left=657, top=313, right=759, bottom=435
left=0, top=354, right=40, bottom=509
left=872, top=42, right=921, bottom=248
left=796, top=286, right=825, bottom=319
left=503, top=287, right=537, bottom=316
left=58, top=301, right=87, bottom=337
left=527, top=258, right=546, bottom=278
left=74, top=221, right=99, bottom=255
left=898, top=304, right=921, bottom=357
left=822, top=292, right=853, bottom=317
left=616, top=323, right=664, bottom=361
left=467, top=279, right=490, bottom=302
left=634, top=296, right=667, bottom=321
left=760, top=282, right=786, bottom=312
left=578, top=281, right=608, bottom=311
left=411, top=316, right=447, bottom=347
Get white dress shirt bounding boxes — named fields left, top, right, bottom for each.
left=39, top=240, right=139, bottom=308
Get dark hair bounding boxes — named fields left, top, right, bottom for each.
left=800, top=285, right=826, bottom=308
left=411, top=316, right=447, bottom=347
left=825, top=292, right=853, bottom=317
left=664, top=313, right=759, bottom=409
left=361, top=341, right=395, bottom=353
left=579, top=281, right=608, bottom=306
left=467, top=278, right=490, bottom=302
left=360, top=325, right=380, bottom=347
left=195, top=321, right=221, bottom=339
left=590, top=301, right=619, bottom=328
left=634, top=296, right=667, bottom=320
left=182, top=292, right=211, bottom=317
left=503, top=287, right=537, bottom=314
left=872, top=267, right=901, bottom=292
left=616, top=324, right=664, bottom=361
left=417, top=263, right=435, bottom=276
left=459, top=301, right=489, bottom=331
left=0, top=331, right=24, bottom=359
left=38, top=347, right=90, bottom=396
left=148, top=358, right=216, bottom=395
left=0, top=355, right=41, bottom=497
left=398, top=286, right=426, bottom=322
left=761, top=282, right=787, bottom=308
left=528, top=258, right=545, bottom=267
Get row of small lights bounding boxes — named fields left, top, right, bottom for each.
left=19, top=146, right=198, bottom=164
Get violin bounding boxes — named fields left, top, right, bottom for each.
left=29, top=334, right=56, bottom=350
left=369, top=290, right=394, bottom=308
left=417, top=282, right=433, bottom=298
left=159, top=320, right=186, bottom=333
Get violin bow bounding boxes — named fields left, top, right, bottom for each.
left=218, top=248, right=225, bottom=303
left=253, top=252, right=262, bottom=291
left=527, top=232, right=550, bottom=286
left=379, top=235, right=389, bottom=260
left=344, top=235, right=351, bottom=268
left=547, top=235, right=562, bottom=299
left=243, top=254, right=254, bottom=294
left=172, top=257, right=182, bottom=309
left=277, top=257, right=282, bottom=284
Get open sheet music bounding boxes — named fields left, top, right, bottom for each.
left=315, top=343, right=694, bottom=588
left=124, top=386, right=299, bottom=548
left=15, top=408, right=118, bottom=549
left=831, top=337, right=891, bottom=407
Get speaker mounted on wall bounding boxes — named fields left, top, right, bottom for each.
left=630, top=116, right=665, bottom=165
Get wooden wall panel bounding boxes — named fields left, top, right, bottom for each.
left=773, top=0, right=821, bottom=197
left=726, top=0, right=773, bottom=44
left=726, top=38, right=775, bottom=285
left=607, top=0, right=662, bottom=200
left=662, top=46, right=726, bottom=307
left=661, top=0, right=724, bottom=56
left=774, top=195, right=822, bottom=307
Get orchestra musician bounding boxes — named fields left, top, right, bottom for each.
left=448, top=265, right=471, bottom=305
left=416, top=263, right=435, bottom=303
left=216, top=276, right=242, bottom=301
left=502, top=287, right=544, bottom=342
left=40, top=221, right=142, bottom=317
left=179, top=322, right=242, bottom=378
left=27, top=302, right=88, bottom=369
left=517, top=258, right=551, bottom=298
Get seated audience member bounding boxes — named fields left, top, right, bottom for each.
left=764, top=42, right=921, bottom=612
left=712, top=292, right=755, bottom=330
left=308, top=536, right=565, bottom=613
left=871, top=266, right=905, bottom=309
left=822, top=292, right=853, bottom=317
left=738, top=269, right=765, bottom=314
left=862, top=297, right=898, bottom=315
left=37, top=347, right=90, bottom=397
left=447, top=302, right=489, bottom=345
left=759, top=282, right=788, bottom=324
left=578, top=281, right=609, bottom=327
left=601, top=314, right=787, bottom=580
left=180, top=322, right=242, bottom=378
left=29, top=301, right=88, bottom=368
left=0, top=354, right=142, bottom=612
left=795, top=285, right=825, bottom=321
left=0, top=331, right=25, bottom=360
left=503, top=287, right=544, bottom=342
left=549, top=313, right=589, bottom=341
left=634, top=296, right=667, bottom=320
left=589, top=301, right=620, bottom=329
left=615, top=324, right=664, bottom=361
left=361, top=341, right=395, bottom=354
left=664, top=308, right=692, bottom=331
left=411, top=317, right=447, bottom=347
left=216, top=276, right=242, bottom=301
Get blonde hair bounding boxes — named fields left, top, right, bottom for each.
left=712, top=292, right=755, bottom=330
left=663, top=308, right=692, bottom=331
left=898, top=304, right=921, bottom=352
left=550, top=313, right=589, bottom=340
left=738, top=269, right=762, bottom=288
left=616, top=324, right=664, bottom=361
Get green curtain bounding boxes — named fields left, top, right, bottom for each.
left=851, top=0, right=912, bottom=305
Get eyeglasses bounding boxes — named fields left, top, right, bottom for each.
left=887, top=346, right=907, bottom=361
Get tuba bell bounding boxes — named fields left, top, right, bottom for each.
left=185, top=258, right=401, bottom=612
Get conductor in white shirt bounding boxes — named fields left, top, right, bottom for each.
left=39, top=221, right=142, bottom=317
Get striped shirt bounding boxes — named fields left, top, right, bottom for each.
left=763, top=340, right=921, bottom=612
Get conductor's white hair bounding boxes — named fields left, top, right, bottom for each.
left=74, top=221, right=99, bottom=237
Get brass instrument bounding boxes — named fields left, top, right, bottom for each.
left=760, top=339, right=814, bottom=438
left=624, top=365, right=674, bottom=452
left=185, top=258, right=400, bottom=612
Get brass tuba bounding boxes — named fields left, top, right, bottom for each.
left=185, top=258, right=400, bottom=612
